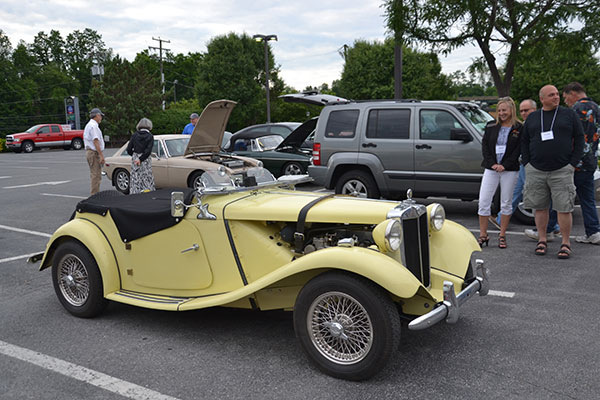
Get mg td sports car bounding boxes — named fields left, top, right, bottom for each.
left=31, top=168, right=489, bottom=380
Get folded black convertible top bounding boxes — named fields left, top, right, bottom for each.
left=75, top=188, right=195, bottom=242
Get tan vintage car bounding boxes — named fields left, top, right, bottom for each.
left=103, top=100, right=259, bottom=193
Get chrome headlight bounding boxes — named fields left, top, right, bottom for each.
left=373, top=219, right=403, bottom=252
left=430, top=203, right=445, bottom=231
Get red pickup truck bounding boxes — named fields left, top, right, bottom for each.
left=6, top=124, right=85, bottom=153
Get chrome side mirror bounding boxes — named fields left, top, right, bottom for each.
left=171, top=191, right=185, bottom=217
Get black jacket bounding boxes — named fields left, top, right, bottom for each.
left=481, top=121, right=522, bottom=171
left=126, top=129, right=153, bottom=162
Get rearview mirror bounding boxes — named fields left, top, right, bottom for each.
left=171, top=191, right=185, bottom=218
left=450, top=128, right=473, bottom=142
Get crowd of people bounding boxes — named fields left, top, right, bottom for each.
left=477, top=83, right=600, bottom=258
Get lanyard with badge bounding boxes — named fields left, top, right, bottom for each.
left=540, top=107, right=558, bottom=141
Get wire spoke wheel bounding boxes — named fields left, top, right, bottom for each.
left=308, top=291, right=373, bottom=364
left=57, top=254, right=90, bottom=307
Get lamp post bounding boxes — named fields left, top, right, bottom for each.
left=253, top=34, right=277, bottom=123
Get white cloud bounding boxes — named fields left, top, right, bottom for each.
left=2, top=0, right=478, bottom=90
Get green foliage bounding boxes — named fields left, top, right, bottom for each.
left=196, top=33, right=285, bottom=132
left=336, top=38, right=454, bottom=100
left=0, top=137, right=9, bottom=152
left=88, top=56, right=162, bottom=139
left=511, top=32, right=600, bottom=102
left=384, top=0, right=600, bottom=96
left=149, top=98, right=203, bottom=135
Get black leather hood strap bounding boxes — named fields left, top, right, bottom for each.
left=295, top=193, right=336, bottom=254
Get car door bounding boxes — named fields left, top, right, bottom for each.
left=120, top=220, right=213, bottom=292
left=413, top=107, right=483, bottom=198
left=358, top=106, right=415, bottom=196
left=151, top=139, right=169, bottom=187
left=50, top=125, right=64, bottom=147
left=35, top=126, right=52, bottom=145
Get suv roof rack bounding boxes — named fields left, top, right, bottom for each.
left=352, top=98, right=421, bottom=103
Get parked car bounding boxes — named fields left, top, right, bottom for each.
left=30, top=167, right=489, bottom=380
left=231, top=122, right=302, bottom=140
left=103, top=100, right=260, bottom=194
left=5, top=124, right=84, bottom=153
left=223, top=118, right=316, bottom=176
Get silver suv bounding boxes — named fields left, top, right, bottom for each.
left=306, top=99, right=494, bottom=201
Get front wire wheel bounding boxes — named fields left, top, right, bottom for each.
left=308, top=291, right=373, bottom=365
left=294, top=271, right=400, bottom=380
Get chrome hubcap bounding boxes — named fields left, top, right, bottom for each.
left=57, top=254, right=89, bottom=306
left=342, top=180, right=367, bottom=198
left=307, top=291, right=373, bottom=365
left=285, top=164, right=302, bottom=175
left=117, top=172, right=129, bottom=190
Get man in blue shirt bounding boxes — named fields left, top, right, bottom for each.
left=182, top=113, right=199, bottom=135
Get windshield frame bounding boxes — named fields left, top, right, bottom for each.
left=453, top=104, right=494, bottom=135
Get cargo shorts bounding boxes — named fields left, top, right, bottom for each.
left=523, top=163, right=576, bottom=212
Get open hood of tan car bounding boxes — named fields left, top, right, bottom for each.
left=184, top=100, right=237, bottom=156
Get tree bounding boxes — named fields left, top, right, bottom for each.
left=88, top=56, right=162, bottom=139
left=196, top=33, right=284, bottom=132
left=336, top=38, right=454, bottom=100
left=384, top=0, right=600, bottom=96
left=511, top=31, right=600, bottom=102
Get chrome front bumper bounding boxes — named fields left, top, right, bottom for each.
left=408, top=259, right=489, bottom=331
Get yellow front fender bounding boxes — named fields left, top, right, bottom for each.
left=39, top=218, right=121, bottom=296
left=179, top=246, right=425, bottom=311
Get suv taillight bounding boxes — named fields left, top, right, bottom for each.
left=312, top=143, right=321, bottom=166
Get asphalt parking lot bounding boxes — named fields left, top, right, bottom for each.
left=1, top=148, right=599, bottom=400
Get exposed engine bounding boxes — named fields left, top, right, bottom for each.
left=279, top=223, right=375, bottom=254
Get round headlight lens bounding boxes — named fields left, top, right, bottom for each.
left=430, top=203, right=445, bottom=231
left=385, top=219, right=403, bottom=251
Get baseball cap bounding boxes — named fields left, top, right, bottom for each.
left=190, top=113, right=199, bottom=119
left=89, top=108, right=105, bottom=117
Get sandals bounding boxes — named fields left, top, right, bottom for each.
left=535, top=241, right=547, bottom=256
left=498, top=235, right=507, bottom=249
left=478, top=235, right=489, bottom=247
left=557, top=244, right=572, bottom=259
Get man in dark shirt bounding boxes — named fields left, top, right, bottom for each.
left=562, top=82, right=600, bottom=245
left=521, top=85, right=585, bottom=258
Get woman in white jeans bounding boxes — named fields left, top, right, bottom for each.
left=478, top=97, right=522, bottom=248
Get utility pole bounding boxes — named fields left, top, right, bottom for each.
left=149, top=37, right=170, bottom=110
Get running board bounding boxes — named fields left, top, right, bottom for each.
left=106, top=290, right=192, bottom=311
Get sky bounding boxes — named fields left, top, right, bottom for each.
left=0, top=0, right=483, bottom=90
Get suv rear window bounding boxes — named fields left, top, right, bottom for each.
left=366, top=109, right=410, bottom=139
left=325, top=110, right=359, bottom=138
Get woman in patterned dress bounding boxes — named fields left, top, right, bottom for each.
left=126, top=118, right=155, bottom=194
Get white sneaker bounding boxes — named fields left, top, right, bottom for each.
left=575, top=232, right=600, bottom=244
left=524, top=229, right=555, bottom=242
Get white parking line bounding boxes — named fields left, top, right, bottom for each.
left=0, top=340, right=181, bottom=400
left=0, top=166, right=48, bottom=169
left=488, top=290, right=515, bottom=298
left=0, top=224, right=52, bottom=238
left=0, top=252, right=42, bottom=264
left=41, top=193, right=86, bottom=199
left=3, top=180, right=71, bottom=189
left=0, top=176, right=11, bottom=179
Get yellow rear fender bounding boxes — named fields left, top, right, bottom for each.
left=39, top=218, right=121, bottom=295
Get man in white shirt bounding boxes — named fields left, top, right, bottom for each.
left=83, top=108, right=105, bottom=195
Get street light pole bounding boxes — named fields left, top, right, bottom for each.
left=253, top=34, right=277, bottom=123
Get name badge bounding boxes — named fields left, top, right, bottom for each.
left=541, top=130, right=554, bottom=141
left=495, top=145, right=506, bottom=154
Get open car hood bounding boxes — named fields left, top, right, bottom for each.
left=279, top=91, right=349, bottom=106
left=276, top=118, right=317, bottom=150
left=185, top=100, right=236, bottom=155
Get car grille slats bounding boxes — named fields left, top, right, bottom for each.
left=401, top=211, right=430, bottom=287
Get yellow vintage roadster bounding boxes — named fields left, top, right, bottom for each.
left=32, top=167, right=488, bottom=380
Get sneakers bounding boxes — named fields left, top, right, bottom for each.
left=488, top=216, right=501, bottom=230
left=524, top=229, right=557, bottom=242
left=575, top=232, right=600, bottom=244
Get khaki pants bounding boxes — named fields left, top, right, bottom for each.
left=86, top=149, right=102, bottom=195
